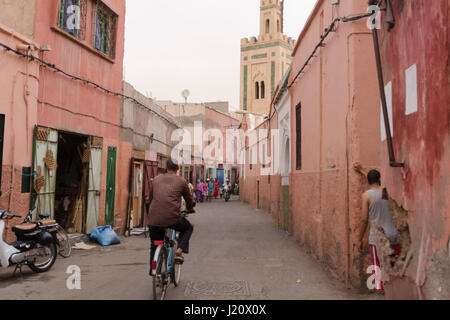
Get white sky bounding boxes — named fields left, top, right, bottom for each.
left=123, top=0, right=317, bottom=110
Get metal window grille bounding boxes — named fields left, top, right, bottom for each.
left=57, top=0, right=87, bottom=40
left=94, top=1, right=118, bottom=59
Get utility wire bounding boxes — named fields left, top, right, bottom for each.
left=287, top=12, right=373, bottom=90
left=37, top=99, right=176, bottom=149
left=0, top=41, right=179, bottom=127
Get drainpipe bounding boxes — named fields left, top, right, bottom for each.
left=370, top=1, right=404, bottom=168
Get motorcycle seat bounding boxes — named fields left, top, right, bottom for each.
left=12, top=223, right=38, bottom=234
left=37, top=219, right=57, bottom=226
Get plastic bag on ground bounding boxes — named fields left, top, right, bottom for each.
left=90, top=226, right=120, bottom=246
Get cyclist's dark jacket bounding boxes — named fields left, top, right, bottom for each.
left=147, top=173, right=194, bottom=227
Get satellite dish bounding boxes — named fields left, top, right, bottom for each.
left=181, top=89, right=190, bottom=100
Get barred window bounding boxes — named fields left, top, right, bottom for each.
left=94, top=1, right=118, bottom=59
left=58, top=0, right=87, bottom=40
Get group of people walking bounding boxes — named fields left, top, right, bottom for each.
left=195, top=178, right=228, bottom=203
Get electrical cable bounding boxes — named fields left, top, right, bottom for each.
left=287, top=12, right=373, bottom=90
left=0, top=41, right=179, bottom=127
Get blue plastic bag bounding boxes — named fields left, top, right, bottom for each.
left=90, top=226, right=120, bottom=246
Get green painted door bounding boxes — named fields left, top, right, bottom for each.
left=105, top=146, right=116, bottom=226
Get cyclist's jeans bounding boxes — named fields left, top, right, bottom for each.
left=148, top=218, right=194, bottom=272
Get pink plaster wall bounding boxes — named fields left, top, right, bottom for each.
left=288, top=0, right=380, bottom=288
left=240, top=112, right=282, bottom=227
left=0, top=25, right=40, bottom=242
left=32, top=0, right=127, bottom=231
left=204, top=107, right=241, bottom=165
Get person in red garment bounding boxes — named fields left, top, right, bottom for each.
left=213, top=178, right=220, bottom=199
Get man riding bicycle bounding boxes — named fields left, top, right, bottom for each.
left=147, top=159, right=195, bottom=273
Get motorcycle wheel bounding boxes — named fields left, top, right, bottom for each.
left=28, top=241, right=57, bottom=273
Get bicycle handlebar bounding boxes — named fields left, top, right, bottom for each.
left=0, top=210, right=23, bottom=220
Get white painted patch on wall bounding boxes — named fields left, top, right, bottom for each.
left=405, top=64, right=418, bottom=115
left=380, top=81, right=393, bottom=141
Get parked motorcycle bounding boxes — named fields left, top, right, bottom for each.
left=0, top=210, right=58, bottom=273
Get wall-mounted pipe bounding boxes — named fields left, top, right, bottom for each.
left=370, top=1, right=403, bottom=168
left=371, top=26, right=404, bottom=168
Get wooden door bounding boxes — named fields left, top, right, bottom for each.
left=143, top=161, right=157, bottom=226
left=132, top=161, right=143, bottom=228
left=85, top=137, right=103, bottom=234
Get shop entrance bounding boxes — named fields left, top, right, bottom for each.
left=54, top=132, right=88, bottom=233
left=33, top=127, right=103, bottom=234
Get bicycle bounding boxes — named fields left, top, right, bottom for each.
left=151, top=211, right=194, bottom=300
left=25, top=210, right=72, bottom=258
left=53, top=224, right=72, bottom=258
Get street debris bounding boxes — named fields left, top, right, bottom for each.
left=72, top=242, right=96, bottom=250
left=130, top=227, right=147, bottom=236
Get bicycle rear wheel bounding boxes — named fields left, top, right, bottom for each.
left=55, top=225, right=72, bottom=258
left=152, top=247, right=168, bottom=300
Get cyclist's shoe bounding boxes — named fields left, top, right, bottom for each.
left=175, top=254, right=184, bottom=264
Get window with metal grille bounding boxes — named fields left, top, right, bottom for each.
left=94, top=1, right=118, bottom=59
left=57, top=0, right=87, bottom=40
left=296, top=103, right=302, bottom=170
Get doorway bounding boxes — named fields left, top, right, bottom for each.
left=105, top=146, right=117, bottom=226
left=33, top=127, right=103, bottom=234
left=54, top=132, right=88, bottom=233
left=132, top=160, right=144, bottom=228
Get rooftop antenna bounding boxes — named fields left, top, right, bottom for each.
left=181, top=89, right=190, bottom=104
left=179, top=89, right=190, bottom=126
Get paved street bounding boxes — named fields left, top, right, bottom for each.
left=0, top=198, right=378, bottom=300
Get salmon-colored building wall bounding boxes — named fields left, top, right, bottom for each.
left=0, top=24, right=40, bottom=242
left=204, top=107, right=241, bottom=167
left=240, top=112, right=282, bottom=227
left=33, top=0, right=127, bottom=229
left=377, top=0, right=450, bottom=299
left=288, top=0, right=380, bottom=288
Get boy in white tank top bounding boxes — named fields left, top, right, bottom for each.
left=355, top=167, right=401, bottom=292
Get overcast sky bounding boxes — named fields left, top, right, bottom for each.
left=123, top=0, right=317, bottom=110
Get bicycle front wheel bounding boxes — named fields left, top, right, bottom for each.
left=173, top=262, right=182, bottom=287
left=55, top=225, right=72, bottom=258
left=152, top=247, right=168, bottom=300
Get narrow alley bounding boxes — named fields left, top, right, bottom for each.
left=0, top=198, right=378, bottom=300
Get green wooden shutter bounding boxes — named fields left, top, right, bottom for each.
left=105, top=146, right=117, bottom=226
